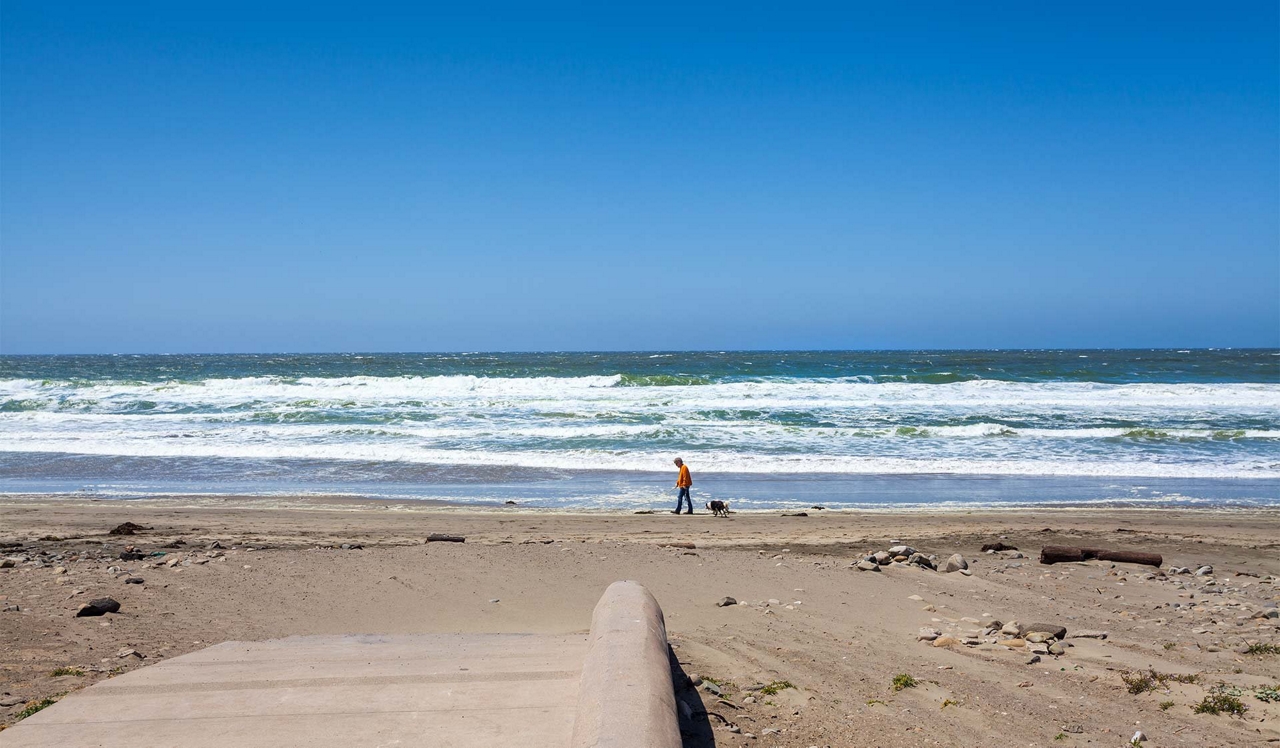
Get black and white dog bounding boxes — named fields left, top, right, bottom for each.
left=705, top=500, right=730, bottom=517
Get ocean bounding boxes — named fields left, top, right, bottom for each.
left=0, top=350, right=1276, bottom=511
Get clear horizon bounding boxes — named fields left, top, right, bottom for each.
left=3, top=2, right=1277, bottom=354
left=0, top=346, right=1278, bottom=357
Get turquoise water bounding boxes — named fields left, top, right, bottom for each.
left=0, top=350, right=1276, bottom=509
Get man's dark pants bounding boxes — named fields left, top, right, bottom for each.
left=675, top=487, right=692, bottom=514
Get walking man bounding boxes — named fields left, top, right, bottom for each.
left=672, top=457, right=693, bottom=514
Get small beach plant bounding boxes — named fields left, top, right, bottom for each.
left=759, top=680, right=794, bottom=695
left=14, top=696, right=60, bottom=722
left=1194, top=685, right=1248, bottom=716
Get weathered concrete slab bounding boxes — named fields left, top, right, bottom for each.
left=2, top=633, right=588, bottom=748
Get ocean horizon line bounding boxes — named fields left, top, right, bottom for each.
left=3, top=345, right=1279, bottom=357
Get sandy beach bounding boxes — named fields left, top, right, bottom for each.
left=1, top=497, right=1277, bottom=746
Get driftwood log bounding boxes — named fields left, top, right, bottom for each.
left=1039, top=545, right=1162, bottom=567
left=426, top=534, right=466, bottom=543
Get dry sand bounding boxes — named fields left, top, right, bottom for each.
left=2, top=496, right=1278, bottom=746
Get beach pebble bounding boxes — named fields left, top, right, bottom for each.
left=1019, top=623, right=1067, bottom=640
left=1001, top=621, right=1021, bottom=636
left=75, top=598, right=120, bottom=617
left=0, top=696, right=24, bottom=707
left=1195, top=565, right=1213, bottom=576
left=931, top=636, right=959, bottom=648
left=1067, top=629, right=1108, bottom=639
left=917, top=627, right=941, bottom=642
left=1132, top=730, right=1147, bottom=743
left=854, top=560, right=880, bottom=572
left=941, top=554, right=968, bottom=573
left=873, top=551, right=892, bottom=565
left=716, top=596, right=738, bottom=607
left=124, top=577, right=144, bottom=584
left=887, top=545, right=916, bottom=556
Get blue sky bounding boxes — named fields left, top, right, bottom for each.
left=2, top=2, right=1277, bottom=353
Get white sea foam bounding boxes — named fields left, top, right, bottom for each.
left=2, top=375, right=1278, bottom=480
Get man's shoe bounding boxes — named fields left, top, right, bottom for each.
left=684, top=511, right=694, bottom=515
left=671, top=510, right=681, bottom=514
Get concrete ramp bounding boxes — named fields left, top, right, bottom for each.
left=1, top=582, right=680, bottom=748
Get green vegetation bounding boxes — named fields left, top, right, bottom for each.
left=891, top=673, right=917, bottom=692
left=1120, top=669, right=1198, bottom=695
left=15, top=697, right=59, bottom=722
left=1253, top=685, right=1280, bottom=703
left=49, top=667, right=84, bottom=677
left=1194, top=685, right=1248, bottom=716
left=941, top=699, right=959, bottom=709
left=1158, top=700, right=1175, bottom=711
left=1053, top=733, right=1067, bottom=741
left=865, top=699, right=886, bottom=706
left=1121, top=671, right=1156, bottom=694
left=758, top=680, right=794, bottom=696
left=1244, top=643, right=1279, bottom=656
left=700, top=676, right=736, bottom=690
left=1162, top=642, right=1176, bottom=650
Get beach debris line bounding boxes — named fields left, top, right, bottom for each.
left=981, top=542, right=1018, bottom=552
left=425, top=534, right=465, bottom=543
left=1039, top=545, right=1162, bottom=567
left=108, top=523, right=148, bottom=536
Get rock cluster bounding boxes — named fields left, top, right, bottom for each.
left=850, top=545, right=971, bottom=575
left=910, top=606, right=1076, bottom=660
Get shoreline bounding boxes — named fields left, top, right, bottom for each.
left=4, top=490, right=1280, bottom=516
